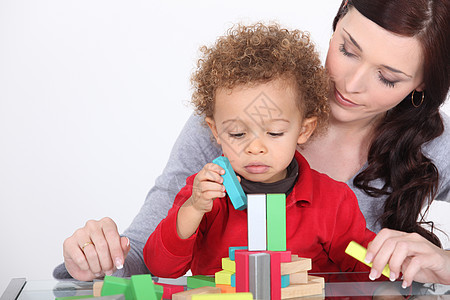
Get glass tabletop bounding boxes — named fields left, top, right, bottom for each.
left=3, top=273, right=450, bottom=299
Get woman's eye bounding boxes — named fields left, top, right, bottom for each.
left=339, top=43, right=355, bottom=57
left=268, top=132, right=284, bottom=137
left=378, top=72, right=396, bottom=88
left=229, top=132, right=245, bottom=139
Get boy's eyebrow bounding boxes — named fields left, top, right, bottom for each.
left=343, top=28, right=412, bottom=78
left=222, top=118, right=290, bottom=126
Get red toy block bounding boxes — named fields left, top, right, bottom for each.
left=268, top=251, right=292, bottom=300
left=155, top=282, right=184, bottom=299
left=235, top=251, right=251, bottom=292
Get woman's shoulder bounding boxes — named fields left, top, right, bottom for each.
left=423, top=111, right=450, bottom=163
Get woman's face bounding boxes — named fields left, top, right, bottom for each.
left=326, top=7, right=425, bottom=125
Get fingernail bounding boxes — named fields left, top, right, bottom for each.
left=369, top=269, right=378, bottom=281
left=402, top=281, right=408, bottom=289
left=364, top=253, right=373, bottom=264
left=115, top=258, right=123, bottom=270
left=105, top=270, right=113, bottom=276
left=126, top=237, right=130, bottom=247
left=389, top=272, right=396, bottom=282
left=95, top=273, right=102, bottom=277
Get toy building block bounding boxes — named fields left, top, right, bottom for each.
left=280, top=256, right=312, bottom=275
left=172, top=286, right=221, bottom=300
left=280, top=281, right=323, bottom=299
left=247, top=194, right=267, bottom=251
left=216, top=284, right=236, bottom=294
left=221, top=257, right=236, bottom=272
left=308, top=275, right=325, bottom=289
left=249, top=252, right=271, bottom=300
left=266, top=193, right=287, bottom=251
left=231, top=273, right=236, bottom=287
left=228, top=246, right=247, bottom=261
left=93, top=281, right=103, bottom=297
left=187, top=275, right=216, bottom=289
left=345, top=241, right=390, bottom=278
left=101, top=276, right=133, bottom=300
left=130, top=274, right=158, bottom=300
left=191, top=293, right=253, bottom=300
left=215, top=270, right=234, bottom=285
left=155, top=282, right=184, bottom=299
left=213, top=156, right=247, bottom=210
left=235, top=251, right=251, bottom=292
left=281, top=275, right=290, bottom=288
left=289, top=271, right=308, bottom=284
left=269, top=251, right=292, bottom=300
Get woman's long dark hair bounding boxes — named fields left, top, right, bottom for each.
left=333, top=0, right=450, bottom=246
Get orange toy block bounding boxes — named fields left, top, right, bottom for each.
left=172, top=286, right=221, bottom=300
left=216, top=284, right=236, bottom=294
left=93, top=281, right=103, bottom=297
left=281, top=281, right=323, bottom=299
left=280, top=256, right=311, bottom=275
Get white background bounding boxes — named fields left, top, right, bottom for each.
left=1, top=0, right=449, bottom=293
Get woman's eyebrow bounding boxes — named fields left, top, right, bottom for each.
left=343, top=28, right=362, bottom=51
left=343, top=28, right=412, bottom=78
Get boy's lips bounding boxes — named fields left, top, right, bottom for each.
left=244, top=163, right=270, bottom=174
left=334, top=89, right=359, bottom=107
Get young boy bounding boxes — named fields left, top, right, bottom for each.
left=144, top=23, right=375, bottom=278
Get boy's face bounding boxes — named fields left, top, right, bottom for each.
left=206, top=78, right=317, bottom=183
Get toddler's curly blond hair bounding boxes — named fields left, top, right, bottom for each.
left=191, top=22, right=330, bottom=135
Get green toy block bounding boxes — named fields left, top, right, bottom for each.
left=187, top=275, right=216, bottom=289
left=101, top=276, right=133, bottom=300
left=213, top=156, right=247, bottom=210
left=266, top=193, right=287, bottom=251
left=131, top=274, right=159, bottom=300
left=153, top=284, right=163, bottom=300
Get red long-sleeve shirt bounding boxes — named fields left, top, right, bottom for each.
left=144, top=151, right=375, bottom=278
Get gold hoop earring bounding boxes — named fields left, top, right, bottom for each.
left=411, top=90, right=424, bottom=108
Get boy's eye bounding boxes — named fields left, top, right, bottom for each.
left=268, top=132, right=284, bottom=137
left=229, top=132, right=246, bottom=139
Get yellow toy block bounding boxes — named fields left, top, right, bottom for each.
left=345, top=241, right=390, bottom=278
left=221, top=257, right=236, bottom=272
left=191, top=293, right=253, bottom=299
left=215, top=270, right=234, bottom=285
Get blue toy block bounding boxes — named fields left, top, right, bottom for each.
left=212, top=156, right=247, bottom=210
left=281, top=274, right=290, bottom=288
left=228, top=246, right=248, bottom=261
left=231, top=273, right=236, bottom=287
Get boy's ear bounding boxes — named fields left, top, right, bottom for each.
left=205, top=117, right=221, bottom=145
left=297, top=116, right=317, bottom=145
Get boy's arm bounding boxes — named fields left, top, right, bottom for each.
left=143, top=175, right=200, bottom=278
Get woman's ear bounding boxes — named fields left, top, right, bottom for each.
left=415, top=82, right=426, bottom=92
left=297, top=116, right=317, bottom=145
left=205, top=117, right=221, bottom=145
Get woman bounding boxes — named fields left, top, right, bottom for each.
left=55, top=0, right=450, bottom=288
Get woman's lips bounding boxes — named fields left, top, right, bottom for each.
left=334, top=89, right=359, bottom=107
left=244, top=164, right=269, bottom=174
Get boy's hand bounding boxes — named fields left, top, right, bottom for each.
left=177, top=163, right=226, bottom=239
left=189, top=163, right=226, bottom=213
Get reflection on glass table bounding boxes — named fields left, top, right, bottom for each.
left=2, top=272, right=450, bottom=300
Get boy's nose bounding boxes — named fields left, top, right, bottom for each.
left=245, top=137, right=267, bottom=154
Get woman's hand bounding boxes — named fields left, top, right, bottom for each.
left=366, top=228, right=450, bottom=288
left=63, top=217, right=131, bottom=281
